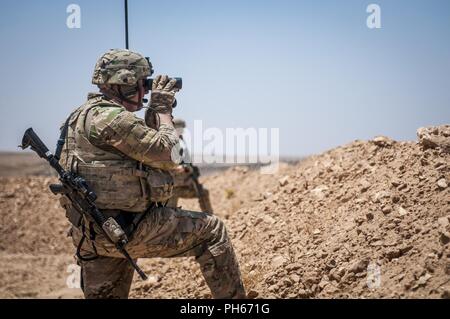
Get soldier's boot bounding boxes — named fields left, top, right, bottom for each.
left=79, top=255, right=135, bottom=299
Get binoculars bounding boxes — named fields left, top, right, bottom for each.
left=144, top=77, right=182, bottom=90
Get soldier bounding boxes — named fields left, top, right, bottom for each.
left=167, top=119, right=214, bottom=213
left=58, top=49, right=246, bottom=299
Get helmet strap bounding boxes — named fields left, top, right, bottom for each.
left=118, top=86, right=142, bottom=108
left=100, top=85, right=143, bottom=110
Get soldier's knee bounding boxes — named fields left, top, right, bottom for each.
left=205, top=215, right=231, bottom=249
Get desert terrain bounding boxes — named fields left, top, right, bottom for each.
left=0, top=125, right=449, bottom=298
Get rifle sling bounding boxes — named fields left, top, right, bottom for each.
left=55, top=111, right=77, bottom=161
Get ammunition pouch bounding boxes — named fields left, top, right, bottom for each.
left=76, top=160, right=173, bottom=212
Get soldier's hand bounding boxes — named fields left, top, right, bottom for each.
left=150, top=74, right=179, bottom=114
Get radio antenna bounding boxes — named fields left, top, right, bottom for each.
left=124, top=0, right=129, bottom=49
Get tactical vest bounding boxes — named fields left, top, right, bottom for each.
left=60, top=93, right=173, bottom=212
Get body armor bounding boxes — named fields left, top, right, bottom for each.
left=60, top=94, right=173, bottom=212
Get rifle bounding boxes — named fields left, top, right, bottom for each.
left=184, top=163, right=214, bottom=214
left=20, top=128, right=148, bottom=280
left=177, top=135, right=214, bottom=214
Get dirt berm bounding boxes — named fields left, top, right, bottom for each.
left=0, top=125, right=449, bottom=298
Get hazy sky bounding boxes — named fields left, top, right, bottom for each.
left=0, top=0, right=449, bottom=156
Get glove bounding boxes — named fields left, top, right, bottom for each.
left=150, top=74, right=179, bottom=114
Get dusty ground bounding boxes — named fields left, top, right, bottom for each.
left=0, top=152, right=54, bottom=177
left=0, top=126, right=449, bottom=299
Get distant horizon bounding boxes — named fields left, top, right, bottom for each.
left=4, top=126, right=430, bottom=158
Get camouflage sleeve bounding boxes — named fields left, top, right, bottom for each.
left=86, top=105, right=179, bottom=169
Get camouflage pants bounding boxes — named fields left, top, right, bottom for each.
left=70, top=207, right=246, bottom=299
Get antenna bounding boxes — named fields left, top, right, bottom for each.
left=124, top=0, right=129, bottom=49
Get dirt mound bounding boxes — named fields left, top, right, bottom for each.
left=224, top=134, right=449, bottom=298
left=0, top=177, right=72, bottom=254
left=0, top=126, right=449, bottom=298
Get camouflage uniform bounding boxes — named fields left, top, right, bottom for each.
left=60, top=49, right=245, bottom=299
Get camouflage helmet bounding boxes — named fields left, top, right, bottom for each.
left=92, top=49, right=154, bottom=86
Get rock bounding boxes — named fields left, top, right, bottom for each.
left=360, top=179, right=371, bottom=192
left=286, top=292, right=298, bottom=298
left=437, top=216, right=450, bottom=228
left=382, top=205, right=392, bottom=215
left=268, top=284, right=280, bottom=292
left=336, top=267, right=346, bottom=277
left=2, top=192, right=15, bottom=198
left=318, top=279, right=329, bottom=290
left=325, top=259, right=337, bottom=270
left=416, top=273, right=432, bottom=287
left=297, top=289, right=310, bottom=298
left=271, top=255, right=288, bottom=268
left=254, top=217, right=263, bottom=226
left=391, top=180, right=401, bottom=187
left=263, top=192, right=273, bottom=199
left=439, top=231, right=450, bottom=245
left=437, top=178, right=448, bottom=189
left=145, top=275, right=160, bottom=284
left=354, top=216, right=365, bottom=226
left=366, top=212, right=374, bottom=221
left=349, top=259, right=370, bottom=274
left=329, top=268, right=342, bottom=282
left=285, top=263, right=302, bottom=271
left=385, top=245, right=413, bottom=260
left=247, top=289, right=259, bottom=299
left=279, top=176, right=289, bottom=187
left=372, top=136, right=394, bottom=147
left=398, top=207, right=409, bottom=217
left=282, top=277, right=293, bottom=287
left=417, top=125, right=450, bottom=153
left=311, top=185, right=329, bottom=200
left=313, top=228, right=321, bottom=235
left=396, top=273, right=405, bottom=282
left=372, top=191, right=390, bottom=203
left=290, top=274, right=301, bottom=283
left=262, top=214, right=276, bottom=224
left=442, top=288, right=450, bottom=299
left=317, top=251, right=328, bottom=259
left=370, top=240, right=384, bottom=247
left=341, top=272, right=356, bottom=283
left=304, top=271, right=320, bottom=286
left=321, top=284, right=339, bottom=295
left=392, top=195, right=400, bottom=203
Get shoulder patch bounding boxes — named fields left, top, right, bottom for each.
left=91, top=105, right=124, bottom=121
left=87, top=105, right=124, bottom=141
left=104, top=107, right=124, bottom=122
